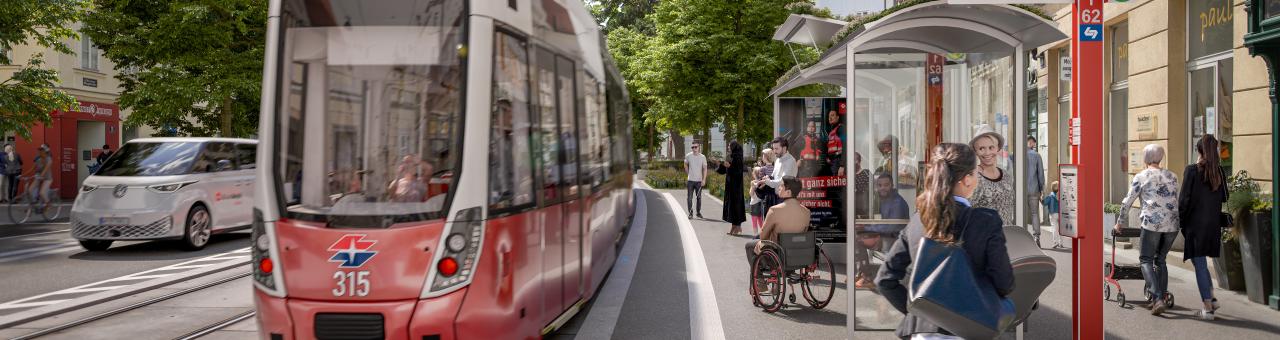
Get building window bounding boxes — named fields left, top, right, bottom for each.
left=0, top=46, right=12, bottom=65
left=1111, top=23, right=1128, bottom=85
left=80, top=33, right=98, bottom=71
left=1108, top=21, right=1129, bottom=203
left=1188, top=0, right=1233, bottom=60
left=1187, top=0, right=1233, bottom=169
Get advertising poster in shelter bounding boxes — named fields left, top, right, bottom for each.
left=781, top=97, right=853, bottom=242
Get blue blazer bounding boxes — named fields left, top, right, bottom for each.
left=875, top=202, right=1015, bottom=338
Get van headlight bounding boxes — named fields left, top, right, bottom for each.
left=147, top=181, right=197, bottom=193
left=81, top=185, right=97, bottom=193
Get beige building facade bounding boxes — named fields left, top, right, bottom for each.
left=1032, top=0, right=1270, bottom=203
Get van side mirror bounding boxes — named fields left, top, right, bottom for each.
left=217, top=159, right=234, bottom=172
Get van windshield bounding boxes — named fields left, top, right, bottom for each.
left=96, top=142, right=201, bottom=176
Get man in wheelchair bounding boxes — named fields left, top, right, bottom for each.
left=745, top=177, right=809, bottom=286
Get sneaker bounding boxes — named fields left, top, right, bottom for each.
left=1211, top=298, right=1220, bottom=312
left=1200, top=309, right=1215, bottom=320
left=697, top=213, right=704, bottom=218
left=1151, top=299, right=1167, bottom=315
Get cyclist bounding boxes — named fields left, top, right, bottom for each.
left=24, top=144, right=53, bottom=208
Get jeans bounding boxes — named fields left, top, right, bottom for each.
left=686, top=181, right=702, bottom=215
left=1026, top=193, right=1041, bottom=236
left=1139, top=229, right=1177, bottom=301
left=4, top=174, right=17, bottom=201
left=1191, top=256, right=1215, bottom=301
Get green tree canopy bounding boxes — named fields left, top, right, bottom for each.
left=0, top=0, right=85, bottom=138
left=82, top=0, right=267, bottom=137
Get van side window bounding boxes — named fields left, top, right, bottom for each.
left=193, top=142, right=237, bottom=173
left=237, top=143, right=257, bottom=170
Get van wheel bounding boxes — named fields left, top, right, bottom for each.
left=79, top=240, right=112, bottom=251
left=182, top=205, right=212, bottom=251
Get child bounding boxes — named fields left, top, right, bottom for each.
left=1044, top=181, right=1062, bottom=248
left=749, top=166, right=765, bottom=235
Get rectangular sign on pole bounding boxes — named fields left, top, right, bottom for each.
left=1058, top=164, right=1079, bottom=238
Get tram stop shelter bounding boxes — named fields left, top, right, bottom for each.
left=769, top=1, right=1068, bottom=337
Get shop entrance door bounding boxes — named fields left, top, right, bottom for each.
left=77, top=121, right=106, bottom=187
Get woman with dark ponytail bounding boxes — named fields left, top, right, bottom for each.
left=876, top=143, right=1014, bottom=339
left=1178, top=134, right=1228, bottom=320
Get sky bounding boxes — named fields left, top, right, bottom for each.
left=817, top=0, right=892, bottom=15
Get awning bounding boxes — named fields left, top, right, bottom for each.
left=772, top=14, right=849, bottom=47
left=770, top=1, right=1068, bottom=96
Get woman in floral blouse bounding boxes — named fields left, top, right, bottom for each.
left=1112, top=143, right=1180, bottom=316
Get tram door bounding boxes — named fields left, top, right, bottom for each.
left=555, top=54, right=585, bottom=313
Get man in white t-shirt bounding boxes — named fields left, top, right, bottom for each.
left=684, top=142, right=708, bottom=219
left=760, top=137, right=797, bottom=190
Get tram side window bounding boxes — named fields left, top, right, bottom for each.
left=581, top=72, right=606, bottom=189
left=604, top=66, right=629, bottom=175
left=534, top=47, right=561, bottom=203
left=556, top=56, right=579, bottom=198
left=489, top=31, right=535, bottom=210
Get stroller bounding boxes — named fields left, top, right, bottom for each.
left=1104, top=227, right=1174, bottom=308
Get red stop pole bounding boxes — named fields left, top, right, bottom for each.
left=1072, top=1, right=1104, bottom=339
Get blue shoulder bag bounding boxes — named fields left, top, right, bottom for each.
left=907, top=209, right=1015, bottom=339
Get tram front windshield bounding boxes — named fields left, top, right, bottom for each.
left=275, top=0, right=465, bottom=223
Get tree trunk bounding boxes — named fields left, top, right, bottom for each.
left=702, top=124, right=711, bottom=156
left=648, top=123, right=656, bottom=163
left=668, top=128, right=684, bottom=159
left=735, top=97, right=745, bottom=144
left=220, top=96, right=234, bottom=137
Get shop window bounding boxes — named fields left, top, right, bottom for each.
left=1189, top=60, right=1233, bottom=169
left=488, top=31, right=535, bottom=211
left=1108, top=89, right=1128, bottom=203
left=1188, top=0, right=1234, bottom=60
left=0, top=47, right=12, bottom=65
left=1111, top=22, right=1128, bottom=84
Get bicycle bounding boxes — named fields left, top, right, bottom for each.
left=8, top=176, right=62, bottom=224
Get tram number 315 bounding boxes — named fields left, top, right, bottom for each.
left=333, top=271, right=371, bottom=297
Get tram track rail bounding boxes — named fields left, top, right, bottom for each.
left=9, top=270, right=251, bottom=340
left=173, top=309, right=256, bottom=340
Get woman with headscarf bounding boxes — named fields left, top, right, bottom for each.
left=716, top=140, right=747, bottom=235
left=969, top=125, right=1016, bottom=226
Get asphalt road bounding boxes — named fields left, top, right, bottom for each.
left=0, top=220, right=249, bottom=305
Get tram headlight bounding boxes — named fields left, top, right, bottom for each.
left=446, top=233, right=467, bottom=253
left=426, top=207, right=484, bottom=296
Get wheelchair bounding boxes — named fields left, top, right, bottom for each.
left=749, top=232, right=836, bottom=313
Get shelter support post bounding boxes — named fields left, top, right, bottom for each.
left=844, top=42, right=857, bottom=340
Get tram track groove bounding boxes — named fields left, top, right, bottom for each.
left=173, top=309, right=256, bottom=340
left=9, top=270, right=251, bottom=340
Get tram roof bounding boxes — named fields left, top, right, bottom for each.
left=770, top=1, right=1068, bottom=97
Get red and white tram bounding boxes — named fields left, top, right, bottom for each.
left=250, top=0, right=635, bottom=338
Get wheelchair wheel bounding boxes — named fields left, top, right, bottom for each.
left=801, top=247, right=836, bottom=309
left=1103, top=283, right=1111, bottom=301
left=751, top=250, right=785, bottom=313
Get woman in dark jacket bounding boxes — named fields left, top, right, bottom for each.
left=716, top=141, right=747, bottom=235
left=876, top=143, right=1014, bottom=339
left=1178, top=134, right=1227, bottom=320
left=1, top=144, right=20, bottom=203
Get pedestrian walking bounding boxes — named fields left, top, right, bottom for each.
left=1025, top=136, right=1046, bottom=246
left=876, top=143, right=1014, bottom=339
left=1178, top=134, right=1227, bottom=320
left=1043, top=181, right=1063, bottom=248
left=3, top=144, right=23, bottom=203
left=715, top=140, right=747, bottom=235
left=1112, top=143, right=1180, bottom=316
left=685, top=142, right=708, bottom=219
left=969, top=125, right=1015, bottom=226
